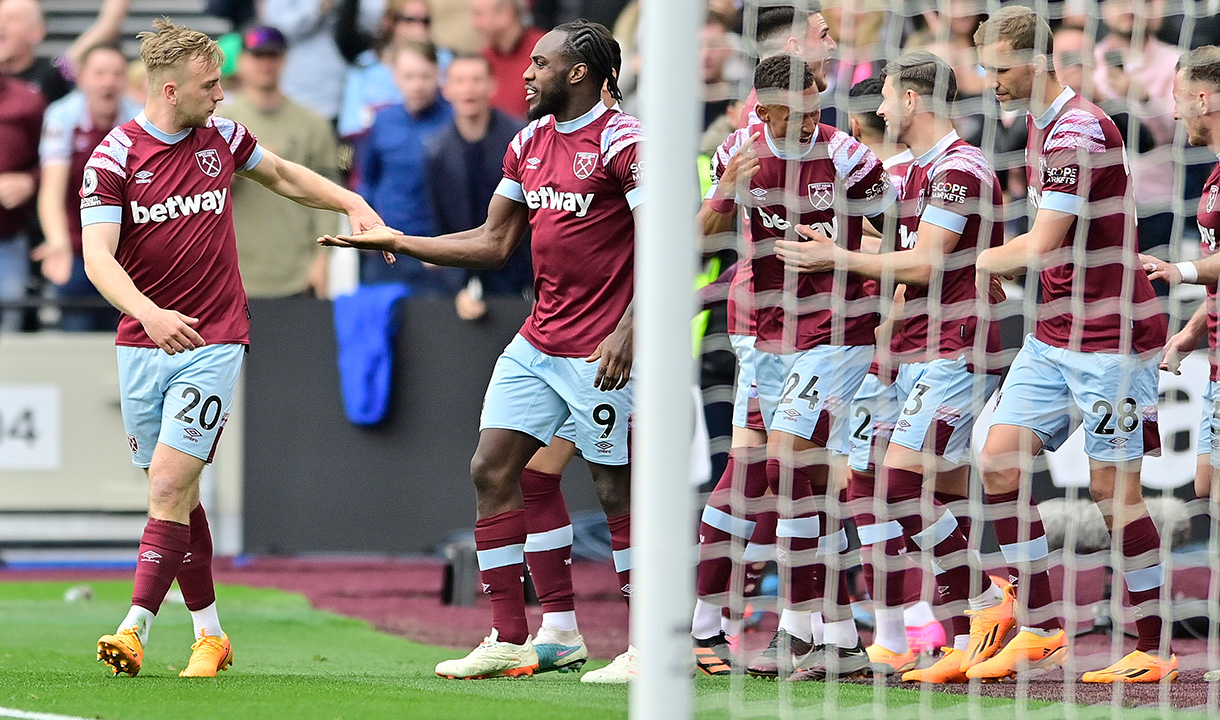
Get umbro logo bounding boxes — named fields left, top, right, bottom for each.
left=184, top=427, right=203, bottom=442
left=937, top=584, right=951, bottom=597
left=526, top=157, right=541, bottom=170
left=140, top=550, right=162, bottom=563
left=897, top=419, right=911, bottom=429
left=594, top=441, right=614, bottom=453
left=621, top=584, right=634, bottom=596
left=783, top=409, right=801, bottom=419
left=135, top=170, right=154, bottom=184
left=750, top=187, right=767, bottom=197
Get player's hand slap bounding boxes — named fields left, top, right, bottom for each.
left=140, top=307, right=206, bottom=356
left=319, top=226, right=402, bottom=265
left=587, top=322, right=633, bottom=391
left=777, top=226, right=836, bottom=272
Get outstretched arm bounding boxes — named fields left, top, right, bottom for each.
left=778, top=220, right=962, bottom=287
left=1142, top=251, right=1220, bottom=288
left=240, top=148, right=382, bottom=234
left=976, top=207, right=1075, bottom=276
left=65, top=0, right=131, bottom=77
left=320, top=193, right=530, bottom=269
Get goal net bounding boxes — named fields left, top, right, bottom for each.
left=687, top=0, right=1220, bottom=716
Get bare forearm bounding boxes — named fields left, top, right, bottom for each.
left=977, top=233, right=1036, bottom=276
left=698, top=202, right=734, bottom=240
left=84, top=251, right=157, bottom=321
left=396, top=227, right=513, bottom=269
left=842, top=247, right=933, bottom=286
left=1191, top=253, right=1220, bottom=286
left=36, top=187, right=71, bottom=251
left=1180, top=302, right=1211, bottom=344
left=261, top=160, right=363, bottom=215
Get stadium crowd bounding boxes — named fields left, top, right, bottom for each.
left=13, top=0, right=1220, bottom=693
left=5, top=0, right=1219, bottom=331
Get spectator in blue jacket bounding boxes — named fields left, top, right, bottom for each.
left=425, top=54, right=530, bottom=321
left=357, top=39, right=459, bottom=292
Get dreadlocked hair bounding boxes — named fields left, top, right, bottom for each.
left=555, top=19, right=623, bottom=103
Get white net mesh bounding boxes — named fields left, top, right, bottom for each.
left=690, top=0, right=1220, bottom=716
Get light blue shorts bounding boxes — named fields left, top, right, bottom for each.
left=1199, top=379, right=1217, bottom=457
left=755, top=344, right=873, bottom=446
left=847, top=372, right=904, bottom=473
left=481, top=334, right=632, bottom=466
left=116, top=343, right=245, bottom=468
left=556, top=417, right=577, bottom=444
left=890, top=358, right=1000, bottom=466
left=729, top=334, right=761, bottom=430
left=989, top=335, right=1161, bottom=462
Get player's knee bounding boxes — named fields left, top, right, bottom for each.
left=469, top=451, right=514, bottom=499
left=147, top=472, right=192, bottom=515
left=592, top=470, right=630, bottom=516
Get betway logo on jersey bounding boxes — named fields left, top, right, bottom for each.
left=524, top=186, right=593, bottom=218
left=129, top=189, right=228, bottom=224
left=758, top=208, right=838, bottom=241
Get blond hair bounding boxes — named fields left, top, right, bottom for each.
left=137, top=17, right=224, bottom=81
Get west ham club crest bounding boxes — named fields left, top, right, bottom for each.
left=807, top=182, right=834, bottom=211
left=573, top=152, right=598, bottom=180
left=195, top=149, right=221, bottom=178
left=1208, top=185, right=1218, bottom=213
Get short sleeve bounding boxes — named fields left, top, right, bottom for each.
left=1039, top=110, right=1109, bottom=215
left=79, top=137, right=127, bottom=226
left=606, top=140, right=644, bottom=210
left=39, top=101, right=73, bottom=165
left=844, top=146, right=896, bottom=216
left=496, top=121, right=533, bottom=204
left=601, top=113, right=645, bottom=209
left=706, top=128, right=747, bottom=200
left=921, top=167, right=981, bottom=235
left=210, top=116, right=263, bottom=172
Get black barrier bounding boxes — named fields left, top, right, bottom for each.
left=241, top=296, right=600, bottom=554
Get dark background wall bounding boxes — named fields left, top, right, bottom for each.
left=242, top=296, right=599, bottom=554
left=243, top=297, right=1203, bottom=555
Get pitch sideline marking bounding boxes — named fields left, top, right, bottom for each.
left=0, top=707, right=94, bottom=720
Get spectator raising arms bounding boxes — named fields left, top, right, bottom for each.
left=34, top=42, right=139, bottom=331
left=261, top=0, right=347, bottom=122
left=337, top=0, right=454, bottom=144
left=0, top=0, right=132, bottom=104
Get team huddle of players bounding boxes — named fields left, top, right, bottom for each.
left=687, top=2, right=1216, bottom=686
left=86, top=4, right=1219, bottom=690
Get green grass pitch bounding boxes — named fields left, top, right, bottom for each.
left=0, top=580, right=1199, bottom=719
